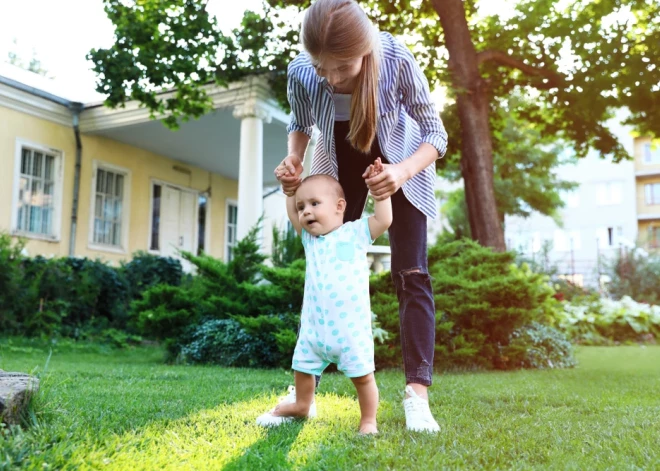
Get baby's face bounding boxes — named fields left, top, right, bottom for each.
left=295, top=181, right=345, bottom=236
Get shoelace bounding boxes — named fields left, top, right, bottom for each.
left=404, top=396, right=432, bottom=417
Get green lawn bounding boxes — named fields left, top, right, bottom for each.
left=1, top=340, right=659, bottom=470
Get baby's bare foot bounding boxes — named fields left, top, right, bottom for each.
left=359, top=423, right=378, bottom=435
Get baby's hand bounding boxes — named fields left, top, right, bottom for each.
left=365, top=157, right=384, bottom=179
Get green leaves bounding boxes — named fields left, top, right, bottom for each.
left=88, top=0, right=224, bottom=127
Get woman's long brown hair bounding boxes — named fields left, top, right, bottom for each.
left=301, top=0, right=380, bottom=153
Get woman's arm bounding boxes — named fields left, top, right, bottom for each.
left=365, top=40, right=447, bottom=200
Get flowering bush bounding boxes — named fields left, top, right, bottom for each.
left=557, top=296, right=660, bottom=344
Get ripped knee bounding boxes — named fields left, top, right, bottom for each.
left=396, top=267, right=430, bottom=290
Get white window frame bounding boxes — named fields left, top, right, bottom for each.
left=11, top=138, right=64, bottom=242
left=147, top=179, right=200, bottom=256
left=87, top=160, right=131, bottom=254
left=645, top=183, right=660, bottom=206
left=225, top=199, right=238, bottom=261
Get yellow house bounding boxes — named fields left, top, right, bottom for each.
left=0, top=63, right=295, bottom=267
left=633, top=136, right=660, bottom=250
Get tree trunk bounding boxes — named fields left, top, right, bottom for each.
left=431, top=0, right=506, bottom=251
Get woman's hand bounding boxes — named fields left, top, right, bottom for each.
left=363, top=161, right=409, bottom=201
left=275, top=155, right=304, bottom=196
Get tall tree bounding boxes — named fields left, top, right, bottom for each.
left=441, top=95, right=578, bottom=238
left=89, top=0, right=659, bottom=250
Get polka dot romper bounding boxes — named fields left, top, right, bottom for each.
left=292, top=217, right=375, bottom=378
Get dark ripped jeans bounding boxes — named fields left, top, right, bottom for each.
left=333, top=120, right=436, bottom=386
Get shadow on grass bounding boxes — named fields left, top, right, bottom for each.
left=222, top=421, right=306, bottom=471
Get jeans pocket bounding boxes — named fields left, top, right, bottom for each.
left=336, top=242, right=355, bottom=262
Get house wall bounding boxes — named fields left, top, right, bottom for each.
left=1, top=103, right=239, bottom=264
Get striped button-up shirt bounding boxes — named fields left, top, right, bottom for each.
left=286, top=32, right=448, bottom=219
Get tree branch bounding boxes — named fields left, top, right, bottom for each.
left=477, top=49, right=564, bottom=88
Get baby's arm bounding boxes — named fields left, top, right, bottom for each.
left=286, top=195, right=303, bottom=236
left=366, top=158, right=393, bottom=240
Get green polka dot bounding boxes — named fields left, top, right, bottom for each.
left=338, top=338, right=345, bottom=344
left=335, top=264, right=343, bottom=270
left=340, top=312, right=348, bottom=319
left=316, top=306, right=322, bottom=313
left=325, top=284, right=333, bottom=290
left=348, top=322, right=355, bottom=329
left=351, top=295, right=358, bottom=302
left=332, top=329, right=339, bottom=336
left=328, top=320, right=335, bottom=327
left=352, top=331, right=359, bottom=337
left=339, top=275, right=347, bottom=281
left=350, top=356, right=358, bottom=361
left=317, top=341, right=324, bottom=348
left=342, top=347, right=351, bottom=353
left=336, top=301, right=344, bottom=307
left=330, top=292, right=338, bottom=299
left=319, top=319, right=325, bottom=325
left=302, top=348, right=309, bottom=354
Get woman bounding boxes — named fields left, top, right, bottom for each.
left=275, top=0, right=447, bottom=432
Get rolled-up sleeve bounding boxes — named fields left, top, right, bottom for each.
left=286, top=70, right=315, bottom=137
left=398, top=46, right=448, bottom=158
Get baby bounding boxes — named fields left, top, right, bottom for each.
left=256, top=158, right=392, bottom=434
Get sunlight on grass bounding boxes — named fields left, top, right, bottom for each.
left=1, top=342, right=659, bottom=470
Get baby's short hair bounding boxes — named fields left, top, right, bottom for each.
left=298, top=174, right=345, bottom=200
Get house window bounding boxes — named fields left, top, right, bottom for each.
left=597, top=226, right=623, bottom=249
left=91, top=166, right=127, bottom=247
left=596, top=181, right=622, bottom=206
left=643, top=143, right=660, bottom=164
left=648, top=226, right=660, bottom=249
left=14, top=145, right=61, bottom=239
left=150, top=184, right=161, bottom=250
left=226, top=202, right=238, bottom=261
left=645, top=183, right=660, bottom=205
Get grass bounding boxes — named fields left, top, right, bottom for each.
left=1, top=339, right=659, bottom=470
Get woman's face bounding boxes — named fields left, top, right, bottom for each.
left=314, top=56, right=363, bottom=94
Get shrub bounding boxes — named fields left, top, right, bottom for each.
left=371, top=238, right=563, bottom=370
left=133, top=223, right=307, bottom=365
left=122, top=251, right=183, bottom=299
left=604, top=247, right=660, bottom=304
left=0, top=231, right=183, bottom=338
left=503, top=322, right=576, bottom=369
left=271, top=226, right=304, bottom=268
left=557, top=296, right=660, bottom=344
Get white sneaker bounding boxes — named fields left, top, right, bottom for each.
left=256, top=386, right=316, bottom=427
left=402, top=385, right=440, bottom=433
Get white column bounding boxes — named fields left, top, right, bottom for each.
left=233, top=99, right=272, bottom=241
